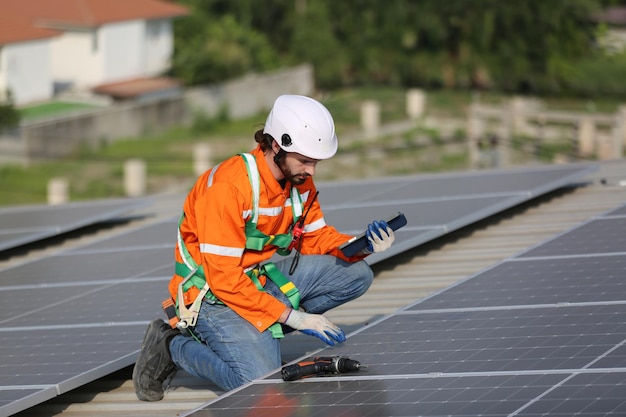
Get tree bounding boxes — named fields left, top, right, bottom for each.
left=171, top=2, right=283, bottom=85
left=289, top=1, right=348, bottom=88
left=170, top=0, right=609, bottom=96
left=0, top=90, right=20, bottom=131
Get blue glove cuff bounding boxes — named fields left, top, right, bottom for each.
left=301, top=328, right=346, bottom=346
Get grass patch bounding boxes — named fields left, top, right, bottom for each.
left=19, top=101, right=102, bottom=121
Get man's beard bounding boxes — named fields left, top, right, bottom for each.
left=278, top=160, right=309, bottom=186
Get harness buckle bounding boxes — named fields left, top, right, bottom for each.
left=176, top=268, right=210, bottom=330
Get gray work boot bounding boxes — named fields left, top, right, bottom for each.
left=133, top=319, right=180, bottom=401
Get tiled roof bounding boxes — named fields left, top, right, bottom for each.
left=0, top=13, right=60, bottom=45
left=0, top=0, right=188, bottom=29
left=93, top=76, right=182, bottom=99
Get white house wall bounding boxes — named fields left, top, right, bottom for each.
left=51, top=29, right=104, bottom=90
left=0, top=47, right=6, bottom=100
left=50, top=20, right=148, bottom=90
left=2, top=40, right=53, bottom=105
left=101, top=20, right=144, bottom=82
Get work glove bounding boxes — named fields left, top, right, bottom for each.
left=363, top=220, right=395, bottom=254
left=284, top=309, right=346, bottom=346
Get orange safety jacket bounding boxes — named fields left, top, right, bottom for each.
left=168, top=145, right=364, bottom=333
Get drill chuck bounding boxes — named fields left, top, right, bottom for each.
left=281, top=356, right=362, bottom=381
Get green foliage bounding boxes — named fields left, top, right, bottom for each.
left=19, top=101, right=99, bottom=121
left=170, top=0, right=618, bottom=98
left=289, top=1, right=348, bottom=89
left=0, top=90, right=21, bottom=131
left=171, top=11, right=281, bottom=85
left=565, top=51, right=626, bottom=96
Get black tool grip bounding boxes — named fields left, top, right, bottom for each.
left=281, top=357, right=362, bottom=381
left=281, top=362, right=324, bottom=381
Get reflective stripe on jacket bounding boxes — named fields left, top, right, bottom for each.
left=168, top=145, right=361, bottom=332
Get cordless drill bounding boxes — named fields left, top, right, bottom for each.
left=281, top=356, right=363, bottom=381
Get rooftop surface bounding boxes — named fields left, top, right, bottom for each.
left=5, top=159, right=626, bottom=417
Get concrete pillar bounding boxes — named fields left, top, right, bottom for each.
left=406, top=89, right=425, bottom=120
left=577, top=117, right=595, bottom=157
left=466, top=104, right=484, bottom=169
left=616, top=105, right=626, bottom=156
left=361, top=100, right=380, bottom=138
left=124, top=158, right=146, bottom=197
left=597, top=135, right=620, bottom=160
left=47, top=177, right=69, bottom=205
left=193, top=143, right=212, bottom=176
left=508, top=97, right=527, bottom=136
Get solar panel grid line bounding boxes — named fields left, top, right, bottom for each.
left=0, top=280, right=167, bottom=328
left=507, top=372, right=577, bottom=417
left=257, top=367, right=626, bottom=385
left=0, top=283, right=118, bottom=326
left=396, top=299, right=626, bottom=315
left=393, top=255, right=516, bottom=312
left=322, top=190, right=531, bottom=211
left=510, top=203, right=626, bottom=260
left=508, top=251, right=626, bottom=262
left=406, top=253, right=626, bottom=311
left=67, top=243, right=174, bottom=255
left=0, top=275, right=169, bottom=292
left=316, top=163, right=596, bottom=207
left=64, top=217, right=178, bottom=253
left=0, top=198, right=152, bottom=252
left=181, top=373, right=626, bottom=417
left=0, top=247, right=174, bottom=286
left=0, top=320, right=158, bottom=333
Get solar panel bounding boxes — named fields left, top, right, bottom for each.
left=516, top=217, right=626, bottom=258
left=0, top=164, right=597, bottom=416
left=322, top=163, right=597, bottom=263
left=0, top=198, right=151, bottom=253
left=181, top=202, right=626, bottom=416
left=0, top=246, right=173, bottom=286
left=0, top=325, right=147, bottom=416
left=185, top=372, right=626, bottom=417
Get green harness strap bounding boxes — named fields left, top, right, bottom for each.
left=175, top=153, right=303, bottom=338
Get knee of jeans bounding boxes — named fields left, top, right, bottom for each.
left=354, top=261, right=374, bottom=295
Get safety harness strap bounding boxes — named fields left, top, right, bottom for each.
left=167, top=153, right=303, bottom=338
left=240, top=153, right=302, bottom=252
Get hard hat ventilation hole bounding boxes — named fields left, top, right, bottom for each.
left=281, top=134, right=292, bottom=147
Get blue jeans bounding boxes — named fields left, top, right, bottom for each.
left=168, top=255, right=373, bottom=391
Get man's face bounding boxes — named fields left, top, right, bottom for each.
left=278, top=152, right=319, bottom=185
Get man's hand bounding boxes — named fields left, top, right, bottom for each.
left=284, top=309, right=346, bottom=346
left=363, top=220, right=395, bottom=254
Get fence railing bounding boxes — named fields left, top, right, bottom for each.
left=466, top=98, right=626, bottom=167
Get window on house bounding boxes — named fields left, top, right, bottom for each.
left=147, top=20, right=162, bottom=41
left=92, top=29, right=99, bottom=53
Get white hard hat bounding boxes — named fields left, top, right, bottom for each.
left=263, top=95, right=338, bottom=160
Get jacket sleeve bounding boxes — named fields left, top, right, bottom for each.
left=194, top=181, right=288, bottom=332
